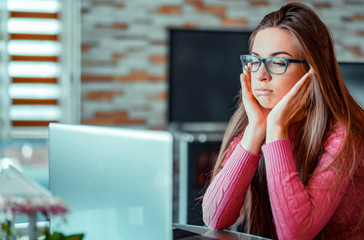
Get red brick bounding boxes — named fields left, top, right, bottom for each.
left=82, top=75, right=113, bottom=82
left=156, top=5, right=182, bottom=15
left=343, top=15, right=364, bottom=21
left=185, top=0, right=204, bottom=7
left=95, top=111, right=127, bottom=119
left=82, top=44, right=91, bottom=52
left=112, top=23, right=128, bottom=29
left=81, top=110, right=146, bottom=125
left=195, top=5, right=226, bottom=17
left=84, top=91, right=123, bottom=101
left=82, top=71, right=166, bottom=82
left=183, top=22, right=199, bottom=29
left=148, top=74, right=166, bottom=82
left=111, top=53, right=125, bottom=64
left=250, top=0, right=269, bottom=7
left=92, top=0, right=113, bottom=5
left=113, top=54, right=125, bottom=58
left=151, top=91, right=167, bottom=101
left=115, top=3, right=124, bottom=8
left=221, top=17, right=248, bottom=27
left=352, top=15, right=364, bottom=21
left=151, top=125, right=167, bottom=130
left=150, top=55, right=166, bottom=64
left=123, top=70, right=165, bottom=82
left=314, top=3, right=332, bottom=9
left=128, top=70, right=149, bottom=81
left=150, top=40, right=167, bottom=45
left=344, top=46, right=364, bottom=57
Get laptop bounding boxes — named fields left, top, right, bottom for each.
left=48, top=123, right=174, bottom=240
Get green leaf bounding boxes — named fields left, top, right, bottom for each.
left=47, top=232, right=65, bottom=240
left=45, top=232, right=84, bottom=240
left=64, top=234, right=84, bottom=240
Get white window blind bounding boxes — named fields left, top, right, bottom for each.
left=1, top=0, right=80, bottom=139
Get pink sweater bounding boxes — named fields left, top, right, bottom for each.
left=202, top=123, right=364, bottom=239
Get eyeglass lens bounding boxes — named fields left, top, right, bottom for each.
left=242, top=56, right=287, bottom=74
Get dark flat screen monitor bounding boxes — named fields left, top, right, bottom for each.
left=167, top=29, right=252, bottom=126
left=338, top=62, right=364, bottom=107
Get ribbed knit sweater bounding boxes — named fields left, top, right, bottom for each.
left=202, top=122, right=364, bottom=239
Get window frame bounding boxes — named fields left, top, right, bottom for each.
left=1, top=0, right=81, bottom=139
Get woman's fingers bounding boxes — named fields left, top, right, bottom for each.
left=268, top=69, right=314, bottom=127
left=240, top=73, right=251, bottom=100
left=289, top=69, right=312, bottom=96
left=240, top=73, right=247, bottom=93
left=240, top=70, right=250, bottom=88
left=297, top=70, right=313, bottom=106
left=240, top=72, right=257, bottom=109
left=282, top=69, right=312, bottom=110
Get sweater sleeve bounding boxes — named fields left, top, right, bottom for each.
left=262, top=126, right=350, bottom=239
left=202, top=140, right=261, bottom=230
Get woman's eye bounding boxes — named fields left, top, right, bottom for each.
left=273, top=61, right=286, bottom=67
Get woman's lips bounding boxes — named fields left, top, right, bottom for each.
left=254, top=88, right=273, bottom=96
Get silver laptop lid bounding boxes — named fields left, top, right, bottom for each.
left=49, top=123, right=173, bottom=240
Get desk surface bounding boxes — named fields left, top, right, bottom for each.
left=173, top=224, right=271, bottom=240
left=15, top=222, right=270, bottom=240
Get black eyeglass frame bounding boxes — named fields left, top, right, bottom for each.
left=240, top=55, right=308, bottom=75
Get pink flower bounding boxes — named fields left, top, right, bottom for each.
left=1, top=196, right=69, bottom=219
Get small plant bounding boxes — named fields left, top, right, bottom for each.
left=0, top=196, right=84, bottom=240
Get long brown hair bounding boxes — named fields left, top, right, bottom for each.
left=210, top=2, right=364, bottom=239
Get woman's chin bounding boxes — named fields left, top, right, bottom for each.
left=257, top=100, right=276, bottom=110
left=254, top=95, right=278, bottom=110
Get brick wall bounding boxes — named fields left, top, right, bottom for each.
left=81, top=0, right=364, bottom=129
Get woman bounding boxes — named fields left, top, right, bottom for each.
left=202, top=2, right=364, bottom=240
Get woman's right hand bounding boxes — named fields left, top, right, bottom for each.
left=240, top=71, right=269, bottom=154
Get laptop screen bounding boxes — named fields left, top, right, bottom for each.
left=48, top=123, right=173, bottom=240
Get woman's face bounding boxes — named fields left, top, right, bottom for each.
left=250, top=27, right=307, bottom=110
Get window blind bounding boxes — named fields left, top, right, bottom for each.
left=1, top=0, right=80, bottom=139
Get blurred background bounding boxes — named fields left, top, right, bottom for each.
left=0, top=0, right=363, bottom=225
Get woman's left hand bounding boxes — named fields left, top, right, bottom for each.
left=266, top=69, right=313, bottom=143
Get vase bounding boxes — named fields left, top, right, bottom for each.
left=28, top=211, right=38, bottom=240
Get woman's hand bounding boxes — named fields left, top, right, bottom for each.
left=266, top=69, right=313, bottom=143
left=240, top=71, right=270, bottom=154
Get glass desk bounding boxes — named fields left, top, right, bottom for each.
left=14, top=222, right=271, bottom=239
left=174, top=224, right=271, bottom=240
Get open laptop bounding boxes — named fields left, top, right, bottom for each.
left=48, top=123, right=174, bottom=240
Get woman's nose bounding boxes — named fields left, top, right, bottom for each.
left=254, top=62, right=271, bottom=81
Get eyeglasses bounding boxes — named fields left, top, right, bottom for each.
left=240, top=55, right=307, bottom=75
